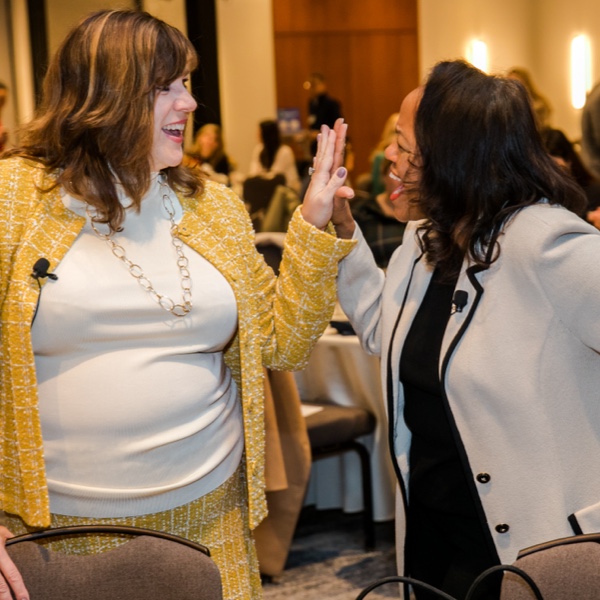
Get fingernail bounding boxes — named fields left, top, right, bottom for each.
left=337, top=167, right=347, bottom=178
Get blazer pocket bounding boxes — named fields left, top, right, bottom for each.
left=569, top=501, right=600, bottom=535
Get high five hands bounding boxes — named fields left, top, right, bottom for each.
left=300, top=118, right=356, bottom=239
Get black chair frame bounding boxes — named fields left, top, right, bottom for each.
left=6, top=524, right=211, bottom=556
left=355, top=565, right=544, bottom=600
left=311, top=438, right=376, bottom=550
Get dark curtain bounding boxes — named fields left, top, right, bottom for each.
left=185, top=0, right=221, bottom=131
left=26, top=0, right=48, bottom=105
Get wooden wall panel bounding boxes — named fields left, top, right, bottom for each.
left=273, top=0, right=418, bottom=178
left=273, top=0, right=417, bottom=33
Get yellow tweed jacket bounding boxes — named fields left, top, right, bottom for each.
left=0, top=157, right=355, bottom=529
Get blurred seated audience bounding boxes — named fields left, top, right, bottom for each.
left=183, top=123, right=236, bottom=186
left=243, top=174, right=286, bottom=232
left=354, top=112, right=398, bottom=196
left=260, top=185, right=300, bottom=233
left=369, top=112, right=399, bottom=196
left=507, top=67, right=552, bottom=130
left=541, top=127, right=600, bottom=223
left=248, top=120, right=300, bottom=193
left=581, top=81, right=600, bottom=181
left=350, top=159, right=405, bottom=268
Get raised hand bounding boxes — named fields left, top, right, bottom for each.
left=301, top=119, right=356, bottom=238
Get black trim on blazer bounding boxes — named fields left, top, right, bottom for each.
left=385, top=251, right=423, bottom=595
left=568, top=513, right=584, bottom=536
left=437, top=261, right=501, bottom=566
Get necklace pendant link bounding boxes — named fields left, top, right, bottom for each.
left=86, top=176, right=194, bottom=318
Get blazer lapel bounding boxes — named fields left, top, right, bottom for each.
left=440, top=264, right=485, bottom=362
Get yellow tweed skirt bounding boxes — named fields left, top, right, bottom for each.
left=1, top=464, right=262, bottom=599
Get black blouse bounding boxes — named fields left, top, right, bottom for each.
left=400, top=266, right=474, bottom=515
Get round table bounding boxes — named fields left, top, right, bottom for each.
left=294, top=330, right=396, bottom=521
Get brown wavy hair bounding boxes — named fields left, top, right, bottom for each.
left=8, top=9, right=203, bottom=232
left=414, top=60, right=587, bottom=278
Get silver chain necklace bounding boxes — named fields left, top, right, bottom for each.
left=87, top=176, right=193, bottom=317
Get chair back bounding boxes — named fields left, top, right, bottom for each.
left=500, top=533, right=600, bottom=599
left=243, top=174, right=286, bottom=231
left=6, top=525, right=222, bottom=600
left=356, top=566, right=543, bottom=600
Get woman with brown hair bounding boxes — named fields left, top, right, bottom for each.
left=0, top=9, right=354, bottom=599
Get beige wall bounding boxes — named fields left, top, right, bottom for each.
left=216, top=0, right=276, bottom=174
left=418, top=0, right=600, bottom=141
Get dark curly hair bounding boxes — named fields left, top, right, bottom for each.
left=414, top=60, right=587, bottom=278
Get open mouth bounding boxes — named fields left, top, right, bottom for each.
left=163, top=124, right=185, bottom=143
left=389, top=170, right=404, bottom=200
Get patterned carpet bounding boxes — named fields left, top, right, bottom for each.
left=261, top=508, right=399, bottom=599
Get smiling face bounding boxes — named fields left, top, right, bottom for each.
left=151, top=75, right=197, bottom=171
left=384, top=87, right=424, bottom=222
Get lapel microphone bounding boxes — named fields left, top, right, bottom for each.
left=451, top=290, right=468, bottom=314
left=31, top=258, right=59, bottom=281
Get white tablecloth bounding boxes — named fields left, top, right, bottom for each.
left=294, top=331, right=396, bottom=521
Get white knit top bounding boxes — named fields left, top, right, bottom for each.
left=31, top=176, right=243, bottom=517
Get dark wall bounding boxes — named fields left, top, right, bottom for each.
left=186, top=0, right=221, bottom=132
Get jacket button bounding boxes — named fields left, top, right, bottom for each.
left=476, top=473, right=491, bottom=484
left=495, top=523, right=510, bottom=534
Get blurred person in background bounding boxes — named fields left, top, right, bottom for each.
left=306, top=72, right=342, bottom=155
left=248, top=119, right=300, bottom=193
left=541, top=127, right=600, bottom=223
left=183, top=123, right=236, bottom=186
left=350, top=158, right=405, bottom=268
left=368, top=112, right=400, bottom=196
left=507, top=66, right=553, bottom=130
left=581, top=81, right=600, bottom=181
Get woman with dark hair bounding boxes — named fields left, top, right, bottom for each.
left=0, top=9, right=354, bottom=599
left=328, top=60, right=600, bottom=598
left=248, top=119, right=300, bottom=192
left=540, top=127, right=600, bottom=221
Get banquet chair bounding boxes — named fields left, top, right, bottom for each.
left=242, top=173, right=286, bottom=231
left=499, top=532, right=600, bottom=599
left=303, top=402, right=377, bottom=550
left=5, top=524, right=223, bottom=600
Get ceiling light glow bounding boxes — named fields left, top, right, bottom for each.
left=571, top=34, right=592, bottom=109
left=467, top=39, right=489, bottom=73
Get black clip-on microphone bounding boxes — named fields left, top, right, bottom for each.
left=31, top=258, right=58, bottom=281
left=451, top=290, right=468, bottom=314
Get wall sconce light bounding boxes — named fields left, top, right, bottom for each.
left=571, top=34, right=592, bottom=109
left=467, top=39, right=489, bottom=73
